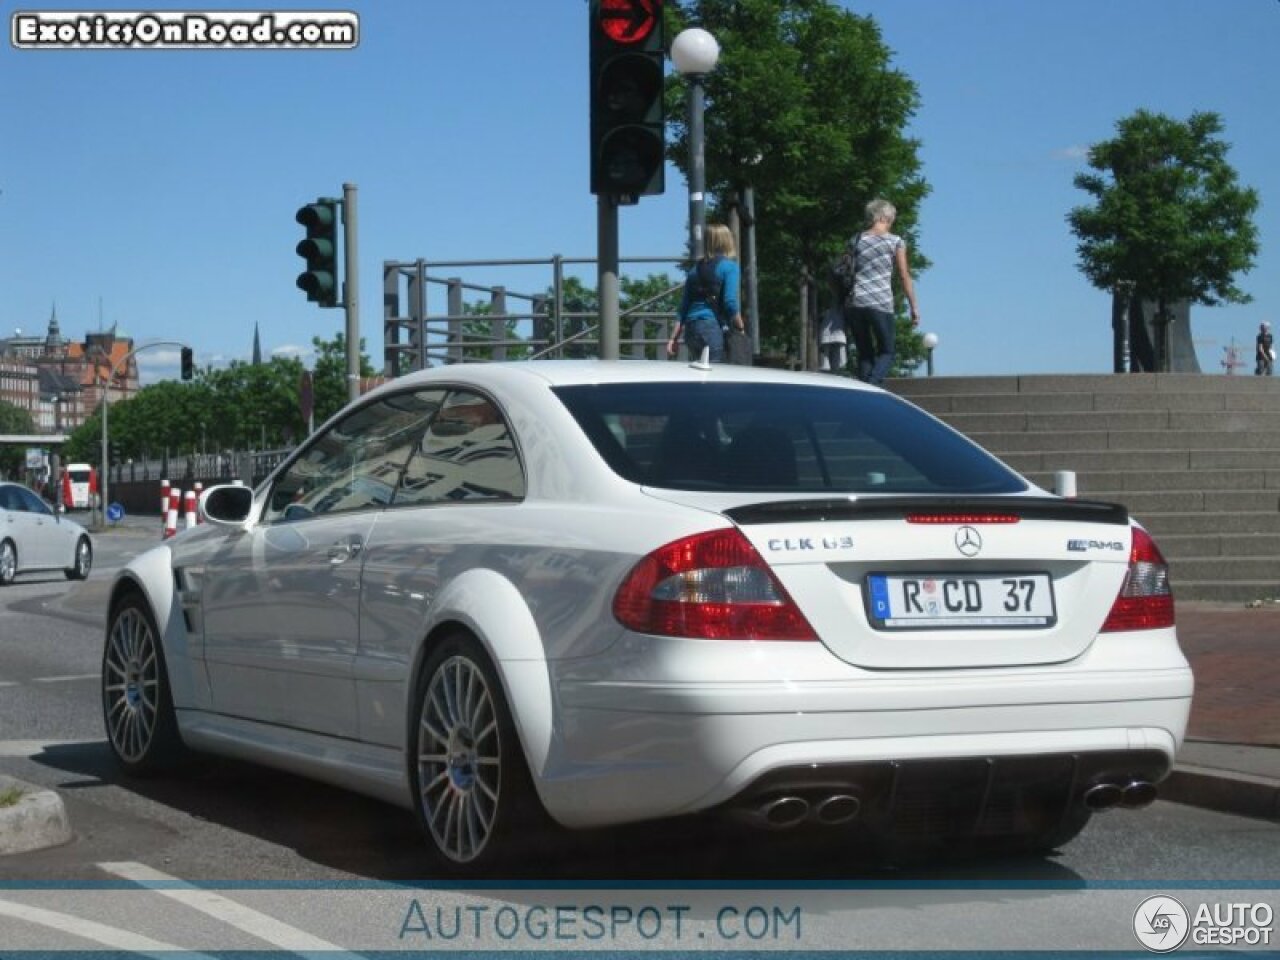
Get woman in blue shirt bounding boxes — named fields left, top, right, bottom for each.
left=667, top=223, right=744, bottom=363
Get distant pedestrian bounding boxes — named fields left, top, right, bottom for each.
left=1256, top=321, right=1274, bottom=376
left=837, top=198, right=920, bottom=385
left=668, top=223, right=743, bottom=363
left=818, top=270, right=848, bottom=374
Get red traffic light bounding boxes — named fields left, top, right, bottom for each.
left=597, top=0, right=659, bottom=45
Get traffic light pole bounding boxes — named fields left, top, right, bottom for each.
left=598, top=195, right=620, bottom=361
left=343, top=182, right=361, bottom=404
left=98, top=339, right=188, bottom=530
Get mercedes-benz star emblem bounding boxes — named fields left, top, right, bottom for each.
left=954, top=526, right=983, bottom=557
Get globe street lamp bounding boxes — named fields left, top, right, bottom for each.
left=671, top=27, right=721, bottom=261
left=923, top=331, right=939, bottom=376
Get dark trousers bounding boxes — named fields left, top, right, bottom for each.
left=847, top=306, right=895, bottom=385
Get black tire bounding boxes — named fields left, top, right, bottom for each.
left=101, top=590, right=188, bottom=776
left=0, top=539, right=15, bottom=586
left=408, top=632, right=545, bottom=875
left=64, top=537, right=92, bottom=581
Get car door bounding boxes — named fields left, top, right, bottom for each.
left=12, top=486, right=59, bottom=569
left=199, top=390, right=441, bottom=738
left=1, top=485, right=39, bottom=571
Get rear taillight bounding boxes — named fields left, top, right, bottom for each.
left=613, top=528, right=818, bottom=641
left=1100, top=527, right=1175, bottom=632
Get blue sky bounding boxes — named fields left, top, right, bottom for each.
left=1, top=0, right=1276, bottom=382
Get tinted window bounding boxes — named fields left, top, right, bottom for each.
left=553, top=382, right=1026, bottom=494
left=265, top=390, right=446, bottom=523
left=394, top=390, right=525, bottom=505
left=68, top=470, right=92, bottom=483
left=0, top=486, right=22, bottom=511
left=16, top=487, right=52, bottom=515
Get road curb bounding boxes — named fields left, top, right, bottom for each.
left=1162, top=765, right=1280, bottom=822
left=0, top=775, right=73, bottom=856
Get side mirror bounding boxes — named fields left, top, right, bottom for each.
left=201, top=484, right=254, bottom=526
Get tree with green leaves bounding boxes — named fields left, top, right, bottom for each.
left=665, top=0, right=929, bottom=373
left=310, top=333, right=376, bottom=426
left=1068, top=109, right=1260, bottom=372
left=0, top=401, right=36, bottom=479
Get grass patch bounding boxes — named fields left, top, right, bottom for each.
left=0, top=785, right=24, bottom=808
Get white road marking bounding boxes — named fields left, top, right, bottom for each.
left=0, top=739, right=100, bottom=757
left=0, top=897, right=204, bottom=955
left=32, top=673, right=99, bottom=683
left=98, top=861, right=346, bottom=952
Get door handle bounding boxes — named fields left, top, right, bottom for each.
left=327, top=538, right=364, bottom=564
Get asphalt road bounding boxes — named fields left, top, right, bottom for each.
left=1, top=529, right=1277, bottom=887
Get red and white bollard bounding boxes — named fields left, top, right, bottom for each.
left=193, top=481, right=204, bottom=524
left=184, top=489, right=197, bottom=529
left=161, top=479, right=170, bottom=529
left=164, top=488, right=180, bottom=540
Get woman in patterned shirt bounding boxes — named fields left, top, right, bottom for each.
left=842, top=198, right=920, bottom=385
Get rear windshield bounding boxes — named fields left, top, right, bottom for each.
left=553, top=382, right=1027, bottom=495
left=68, top=470, right=92, bottom=483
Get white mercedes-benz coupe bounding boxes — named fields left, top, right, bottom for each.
left=1, top=481, right=93, bottom=585
left=101, top=360, right=1193, bottom=873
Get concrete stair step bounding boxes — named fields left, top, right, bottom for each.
left=1156, top=533, right=1280, bottom=559
left=1004, top=449, right=1280, bottom=473
left=1024, top=469, right=1280, bottom=494
left=907, top=390, right=1280, bottom=415
left=1138, top=512, right=1280, bottom=535
left=971, top=430, right=1280, bottom=453
left=945, top=410, right=1279, bottom=435
left=1088, top=489, right=1280, bottom=514
left=1169, top=556, right=1280, bottom=582
left=1173, top=581, right=1280, bottom=604
left=890, top=373, right=1280, bottom=396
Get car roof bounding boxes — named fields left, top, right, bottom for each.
left=367, top=359, right=883, bottom=395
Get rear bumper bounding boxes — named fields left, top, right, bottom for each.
left=530, top=630, right=1192, bottom=829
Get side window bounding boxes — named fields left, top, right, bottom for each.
left=395, top=390, right=525, bottom=506
left=17, top=488, right=52, bottom=515
left=265, top=390, right=446, bottom=523
left=0, top=487, right=22, bottom=511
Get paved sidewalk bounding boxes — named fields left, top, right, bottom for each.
left=1162, top=602, right=1280, bottom=821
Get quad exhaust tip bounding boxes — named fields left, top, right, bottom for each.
left=760, top=796, right=810, bottom=829
left=1084, top=779, right=1157, bottom=811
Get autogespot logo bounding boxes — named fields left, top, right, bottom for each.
left=1134, top=895, right=1190, bottom=953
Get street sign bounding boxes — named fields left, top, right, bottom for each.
left=25, top=447, right=46, bottom=470
left=106, top=502, right=125, bottom=524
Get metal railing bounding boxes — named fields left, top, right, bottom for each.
left=382, top=255, right=687, bottom=376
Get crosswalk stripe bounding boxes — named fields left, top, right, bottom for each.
left=98, top=861, right=346, bottom=952
left=0, top=897, right=210, bottom=956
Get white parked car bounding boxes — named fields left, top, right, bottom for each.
left=101, top=361, right=1193, bottom=873
left=0, top=481, right=93, bottom=585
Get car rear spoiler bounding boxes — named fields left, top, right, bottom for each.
left=725, top=496, right=1130, bottom=527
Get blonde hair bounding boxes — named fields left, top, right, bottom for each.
left=705, top=223, right=738, bottom=259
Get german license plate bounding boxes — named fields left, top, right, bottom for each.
left=866, top=573, right=1056, bottom=629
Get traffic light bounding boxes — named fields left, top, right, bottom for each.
left=295, top=198, right=339, bottom=308
left=180, top=347, right=194, bottom=381
left=590, top=0, right=665, bottom=198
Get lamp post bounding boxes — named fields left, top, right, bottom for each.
left=672, top=28, right=720, bottom=261
left=923, top=332, right=939, bottom=377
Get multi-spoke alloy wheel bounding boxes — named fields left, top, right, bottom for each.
left=0, top=540, right=16, bottom=586
left=66, top=537, right=92, bottom=580
left=411, top=634, right=543, bottom=874
left=417, top=654, right=503, bottom=864
left=101, top=595, right=185, bottom=775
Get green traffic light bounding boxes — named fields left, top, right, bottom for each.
left=294, top=197, right=340, bottom=308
